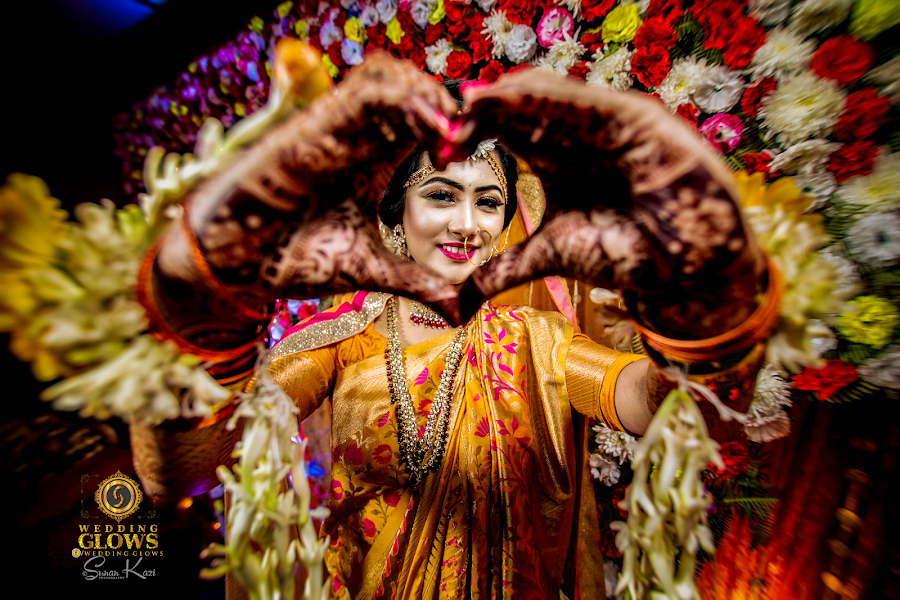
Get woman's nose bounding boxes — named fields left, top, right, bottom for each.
left=448, top=202, right=478, bottom=238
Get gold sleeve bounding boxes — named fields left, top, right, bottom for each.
left=565, top=334, right=646, bottom=432
left=268, top=345, right=336, bottom=422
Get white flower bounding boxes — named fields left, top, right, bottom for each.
left=534, top=32, right=585, bottom=74
left=592, top=423, right=638, bottom=464
left=586, top=47, right=634, bottom=91
left=759, top=71, right=846, bottom=146
left=847, top=212, right=900, bottom=268
left=792, top=170, right=837, bottom=212
left=768, top=139, right=841, bottom=175
left=808, top=319, right=839, bottom=357
left=376, top=0, right=398, bottom=24
left=747, top=27, right=817, bottom=82
left=475, top=0, right=497, bottom=11
left=318, top=17, right=343, bottom=47
left=555, top=0, right=582, bottom=18
left=744, top=363, right=793, bottom=442
left=836, top=151, right=900, bottom=214
left=410, top=0, right=437, bottom=28
left=655, top=57, right=713, bottom=111
left=504, top=24, right=538, bottom=64
left=619, top=0, right=651, bottom=14
left=865, top=56, right=900, bottom=105
left=750, top=0, right=793, bottom=25
left=817, top=251, right=862, bottom=300
left=341, top=0, right=359, bottom=9
left=859, top=345, right=900, bottom=390
left=341, top=39, right=365, bottom=66
left=790, top=0, right=854, bottom=34
left=590, top=453, right=622, bottom=485
left=425, top=38, right=453, bottom=74
left=692, top=66, right=745, bottom=113
left=482, top=10, right=514, bottom=59
left=359, top=3, right=381, bottom=26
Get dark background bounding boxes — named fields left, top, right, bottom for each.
left=2, top=1, right=278, bottom=597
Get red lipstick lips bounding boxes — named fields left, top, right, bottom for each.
left=438, top=243, right=476, bottom=262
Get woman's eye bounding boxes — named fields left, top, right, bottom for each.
left=427, top=191, right=454, bottom=203
left=477, top=197, right=503, bottom=209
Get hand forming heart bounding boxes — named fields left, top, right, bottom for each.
left=152, top=52, right=765, bottom=350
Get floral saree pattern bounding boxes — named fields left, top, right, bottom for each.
left=269, top=293, right=639, bottom=599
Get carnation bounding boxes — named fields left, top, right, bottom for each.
left=828, top=141, right=878, bottom=183
left=476, top=0, right=497, bottom=11
left=859, top=346, right=900, bottom=390
left=847, top=212, right=900, bottom=269
left=586, top=47, right=634, bottom=91
left=482, top=10, right=514, bottom=58
left=791, top=170, right=837, bottom=212
left=838, top=296, right=899, bottom=349
left=425, top=38, right=453, bottom=74
left=768, top=139, right=841, bottom=175
left=535, top=33, right=587, bottom=74
left=655, top=57, right=712, bottom=110
left=376, top=0, right=399, bottom=24
left=340, top=39, right=365, bottom=66
left=747, top=27, right=816, bottom=82
left=692, top=66, right=745, bottom=113
left=749, top=0, right=793, bottom=25
left=790, top=0, right=854, bottom=33
left=834, top=88, right=891, bottom=142
left=793, top=359, right=858, bottom=400
left=836, top=151, right=900, bottom=213
left=589, top=453, right=622, bottom=486
left=319, top=17, right=344, bottom=47
left=758, top=71, right=846, bottom=146
left=504, top=23, right=538, bottom=64
left=810, top=35, right=876, bottom=86
left=537, top=7, right=575, bottom=48
left=699, top=113, right=744, bottom=153
left=410, top=0, right=438, bottom=28
left=631, top=44, right=670, bottom=88
left=817, top=251, right=862, bottom=300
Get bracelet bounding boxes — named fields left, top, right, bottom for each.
left=135, top=236, right=267, bottom=364
left=633, top=257, right=782, bottom=366
left=181, top=206, right=271, bottom=322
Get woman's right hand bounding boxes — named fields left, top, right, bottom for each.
left=153, top=52, right=465, bottom=346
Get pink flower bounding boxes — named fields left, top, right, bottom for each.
left=344, top=443, right=364, bottom=465
left=699, top=114, right=744, bottom=153
left=363, top=517, right=377, bottom=538
left=536, top=8, right=574, bottom=48
left=330, top=478, right=344, bottom=501
left=373, top=444, right=393, bottom=465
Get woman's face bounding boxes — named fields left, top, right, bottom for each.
left=402, top=154, right=507, bottom=285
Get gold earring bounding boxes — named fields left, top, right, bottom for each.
left=464, top=228, right=493, bottom=267
left=382, top=222, right=409, bottom=259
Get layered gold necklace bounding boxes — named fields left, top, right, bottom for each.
left=385, top=297, right=466, bottom=486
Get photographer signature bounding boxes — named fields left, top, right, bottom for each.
left=82, top=556, right=157, bottom=580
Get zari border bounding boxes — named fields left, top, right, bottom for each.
left=268, top=292, right=391, bottom=360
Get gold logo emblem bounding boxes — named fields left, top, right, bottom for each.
left=94, top=470, right=143, bottom=522
left=72, top=548, right=82, bottom=558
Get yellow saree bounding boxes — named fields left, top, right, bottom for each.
left=268, top=292, right=644, bottom=599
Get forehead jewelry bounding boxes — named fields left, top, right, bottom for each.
left=403, top=139, right=508, bottom=200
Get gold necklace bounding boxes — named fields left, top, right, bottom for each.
left=408, top=299, right=449, bottom=328
left=385, top=296, right=466, bottom=486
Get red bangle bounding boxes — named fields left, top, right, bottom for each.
left=633, top=257, right=782, bottom=365
left=135, top=237, right=266, bottom=364
left=180, top=206, right=271, bottom=322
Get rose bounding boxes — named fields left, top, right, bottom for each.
left=835, top=88, right=891, bottom=142
left=828, top=141, right=878, bottom=183
left=811, top=35, right=876, bottom=86
left=445, top=50, right=473, bottom=79
left=721, top=16, right=766, bottom=70
left=582, top=0, right=616, bottom=22
left=631, top=44, right=670, bottom=88
left=633, top=16, right=677, bottom=48
left=741, top=77, right=776, bottom=119
left=794, top=359, right=859, bottom=400
left=601, top=4, right=643, bottom=44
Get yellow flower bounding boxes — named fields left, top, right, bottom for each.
left=294, top=19, right=308, bottom=40
left=321, top=54, right=339, bottom=79
left=344, top=17, right=366, bottom=44
left=851, top=0, right=900, bottom=40
left=429, top=0, right=446, bottom=25
left=602, top=5, right=642, bottom=44
left=735, top=171, right=808, bottom=214
left=276, top=1, right=293, bottom=19
left=386, top=17, right=404, bottom=45
left=0, top=174, right=68, bottom=270
left=838, top=296, right=899, bottom=348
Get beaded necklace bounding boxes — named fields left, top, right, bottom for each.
left=384, top=296, right=466, bottom=486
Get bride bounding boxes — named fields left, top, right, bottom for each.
left=132, top=52, right=773, bottom=599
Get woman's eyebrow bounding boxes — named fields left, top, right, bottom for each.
left=421, top=176, right=465, bottom=191
left=475, top=185, right=502, bottom=194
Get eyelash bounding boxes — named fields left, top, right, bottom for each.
left=425, top=191, right=504, bottom=209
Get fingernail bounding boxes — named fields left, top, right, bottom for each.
left=460, top=80, right=489, bottom=96
left=433, top=111, right=450, bottom=133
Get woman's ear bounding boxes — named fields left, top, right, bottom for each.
left=378, top=221, right=392, bottom=247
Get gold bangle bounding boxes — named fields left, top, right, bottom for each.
left=633, top=257, right=782, bottom=365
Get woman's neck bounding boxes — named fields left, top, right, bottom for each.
left=373, top=296, right=459, bottom=349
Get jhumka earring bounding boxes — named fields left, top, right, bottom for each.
left=380, top=222, right=409, bottom=259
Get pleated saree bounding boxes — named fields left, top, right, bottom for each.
left=268, top=291, right=643, bottom=599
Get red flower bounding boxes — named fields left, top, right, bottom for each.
left=444, top=0, right=470, bottom=27
left=445, top=50, right=473, bottom=79
left=693, top=0, right=745, bottom=50
left=384, top=489, right=403, bottom=507
left=675, top=102, right=699, bottom=128
left=296, top=300, right=318, bottom=320
left=363, top=517, right=376, bottom=538
left=634, top=16, right=677, bottom=48
left=828, top=141, right=879, bottom=183
left=366, top=24, right=387, bottom=52
left=343, top=443, right=364, bottom=465
left=424, top=23, right=444, bottom=46
left=497, top=0, right=541, bottom=25
left=721, top=16, right=766, bottom=70
left=373, top=444, right=393, bottom=465
left=741, top=77, right=777, bottom=119
left=713, top=440, right=751, bottom=478
left=648, top=0, right=684, bottom=23
left=468, top=30, right=493, bottom=64
left=835, top=88, right=891, bottom=142
left=742, top=151, right=779, bottom=180
left=478, top=59, right=506, bottom=83
left=508, top=63, right=532, bottom=74
left=581, top=28, right=604, bottom=55
left=793, top=359, right=858, bottom=400
left=581, top=0, right=616, bottom=22
left=568, top=61, right=591, bottom=80
left=811, top=35, right=875, bottom=86
left=330, top=478, right=343, bottom=501
left=632, top=44, right=671, bottom=88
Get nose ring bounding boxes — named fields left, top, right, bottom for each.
left=463, top=228, right=493, bottom=267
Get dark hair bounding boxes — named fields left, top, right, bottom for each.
left=378, top=80, right=518, bottom=230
